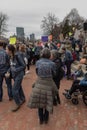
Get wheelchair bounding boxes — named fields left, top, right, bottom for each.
left=64, top=89, right=87, bottom=105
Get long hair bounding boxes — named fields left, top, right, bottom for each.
left=7, top=44, right=15, bottom=58
left=19, top=44, right=26, bottom=52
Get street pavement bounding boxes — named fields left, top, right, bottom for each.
left=0, top=65, right=87, bottom=130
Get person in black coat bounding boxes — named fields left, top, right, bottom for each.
left=50, top=50, right=64, bottom=104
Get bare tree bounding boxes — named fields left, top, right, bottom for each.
left=62, top=8, right=84, bottom=28
left=0, top=12, right=8, bottom=36
left=41, top=13, right=59, bottom=36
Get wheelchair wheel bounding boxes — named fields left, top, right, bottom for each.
left=71, top=98, right=79, bottom=105
left=82, top=91, right=87, bottom=106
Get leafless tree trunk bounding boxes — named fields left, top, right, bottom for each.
left=41, top=13, right=59, bottom=36
left=0, top=12, right=8, bottom=36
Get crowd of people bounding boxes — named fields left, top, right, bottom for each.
left=0, top=35, right=87, bottom=124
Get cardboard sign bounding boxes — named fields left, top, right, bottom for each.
left=9, top=37, right=16, bottom=45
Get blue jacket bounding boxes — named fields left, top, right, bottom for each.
left=36, top=58, right=57, bottom=78
left=65, top=50, right=73, bottom=61
left=8, top=52, right=26, bottom=78
left=0, top=48, right=10, bottom=75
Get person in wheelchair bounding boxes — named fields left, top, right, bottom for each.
left=71, top=64, right=84, bottom=80
left=63, top=73, right=87, bottom=99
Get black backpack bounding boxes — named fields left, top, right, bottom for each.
left=55, top=59, right=64, bottom=80
left=54, top=59, right=65, bottom=80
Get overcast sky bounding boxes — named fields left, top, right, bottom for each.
left=0, top=0, right=87, bottom=39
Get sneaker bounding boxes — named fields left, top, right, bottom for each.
left=65, top=94, right=71, bottom=99
left=63, top=92, right=71, bottom=99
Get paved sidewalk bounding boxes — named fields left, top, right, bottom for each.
left=0, top=65, right=87, bottom=130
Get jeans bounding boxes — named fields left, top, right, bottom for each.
left=38, top=108, right=49, bottom=122
left=13, top=71, right=25, bottom=105
left=0, top=74, right=12, bottom=100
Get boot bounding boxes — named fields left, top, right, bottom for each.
left=11, top=103, right=20, bottom=112
left=20, top=99, right=26, bottom=105
left=39, top=119, right=43, bottom=125
left=44, top=110, right=49, bottom=124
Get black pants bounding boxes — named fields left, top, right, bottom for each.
left=34, top=55, right=40, bottom=63
left=65, top=61, right=72, bottom=78
left=38, top=108, right=49, bottom=122
left=27, top=58, right=30, bottom=70
left=69, top=80, right=87, bottom=95
left=53, top=79, right=61, bottom=104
